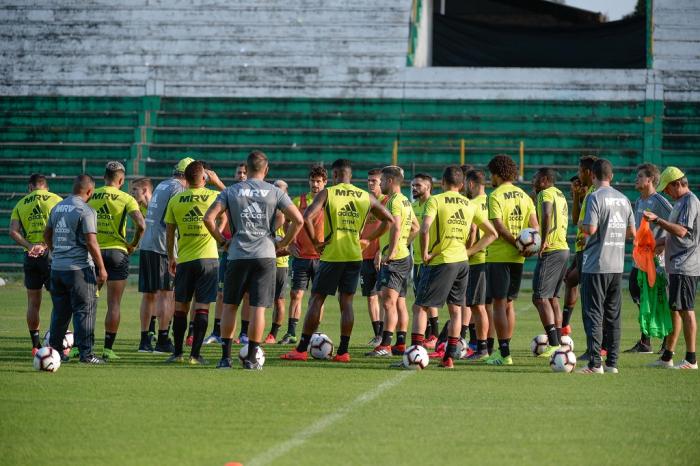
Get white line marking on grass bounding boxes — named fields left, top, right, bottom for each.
left=247, top=371, right=414, bottom=466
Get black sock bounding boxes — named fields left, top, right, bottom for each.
left=444, top=337, right=459, bottom=361
left=222, top=338, right=233, bottom=360
left=487, top=337, right=495, bottom=354
left=661, top=349, right=674, bottom=362
left=562, top=307, right=573, bottom=327
left=240, top=320, right=249, bottom=336
left=545, top=325, right=559, bottom=346
left=378, top=321, right=384, bottom=334
left=287, top=318, right=298, bottom=336
left=396, top=331, right=406, bottom=346
left=641, top=333, right=651, bottom=346
left=157, top=330, right=169, bottom=345
left=187, top=321, right=194, bottom=338
left=297, top=333, right=312, bottom=352
left=213, top=318, right=221, bottom=337
left=338, top=335, right=350, bottom=355
left=148, top=316, right=156, bottom=334
left=498, top=338, right=511, bottom=358
left=468, top=323, right=477, bottom=345
left=191, top=310, right=208, bottom=358
left=247, top=341, right=260, bottom=363
left=686, top=352, right=697, bottom=365
left=429, top=317, right=440, bottom=338
left=424, top=320, right=432, bottom=339
left=140, top=331, right=149, bottom=344
left=556, top=327, right=562, bottom=341
left=437, top=320, right=449, bottom=344
left=380, top=331, right=393, bottom=347
left=30, top=330, right=41, bottom=349
left=372, top=320, right=382, bottom=337
left=270, top=323, right=281, bottom=338
left=460, top=325, right=468, bottom=340
left=477, top=339, right=487, bottom=353
left=173, top=312, right=187, bottom=355
left=104, top=332, right=117, bottom=350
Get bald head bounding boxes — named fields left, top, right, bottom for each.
left=72, top=174, right=95, bottom=195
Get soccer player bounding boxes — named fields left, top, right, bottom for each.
left=281, top=158, right=393, bottom=362
left=532, top=168, right=569, bottom=358
left=410, top=165, right=496, bottom=368
left=87, top=161, right=145, bottom=360
left=578, top=159, right=635, bottom=374
left=646, top=167, right=699, bottom=370
left=44, top=175, right=108, bottom=364
left=235, top=163, right=248, bottom=182
left=365, top=166, right=419, bottom=357
left=164, top=161, right=222, bottom=365
left=265, top=179, right=291, bottom=344
left=130, top=177, right=152, bottom=217
left=624, top=163, right=672, bottom=353
left=204, top=151, right=303, bottom=370
left=484, top=155, right=538, bottom=366
left=9, top=174, right=62, bottom=355
left=360, top=168, right=389, bottom=346
left=279, top=165, right=327, bottom=345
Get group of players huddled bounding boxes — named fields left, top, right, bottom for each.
left=10, top=151, right=699, bottom=370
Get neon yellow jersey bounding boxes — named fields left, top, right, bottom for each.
left=164, top=187, right=219, bottom=264
left=10, top=189, right=62, bottom=249
left=575, top=185, right=596, bottom=252
left=487, top=183, right=535, bottom=264
left=424, top=191, right=485, bottom=265
left=275, top=226, right=289, bottom=268
left=468, top=194, right=489, bottom=265
left=379, top=192, right=413, bottom=261
left=537, top=186, right=569, bottom=252
left=412, top=198, right=429, bottom=265
left=321, top=183, right=371, bottom=262
left=88, top=186, right=140, bottom=251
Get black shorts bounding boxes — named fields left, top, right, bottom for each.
left=532, top=250, right=569, bottom=299
left=138, top=250, right=173, bottom=293
left=174, top=259, right=218, bottom=304
left=101, top=249, right=130, bottom=281
left=275, top=267, right=288, bottom=300
left=23, top=252, right=51, bottom=290
left=290, top=257, right=319, bottom=291
left=668, top=274, right=699, bottom=311
left=360, top=259, right=379, bottom=297
left=412, top=263, right=423, bottom=296
left=376, top=256, right=412, bottom=297
left=312, top=260, right=362, bottom=296
left=218, top=250, right=228, bottom=292
left=466, top=262, right=487, bottom=306
left=224, top=258, right=276, bottom=308
left=486, top=262, right=523, bottom=301
left=415, top=261, right=469, bottom=308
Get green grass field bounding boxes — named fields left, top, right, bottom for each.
left=1, top=279, right=698, bottom=466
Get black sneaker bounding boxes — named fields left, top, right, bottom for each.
left=154, top=339, right=175, bottom=354
left=578, top=350, right=591, bottom=361
left=243, top=359, right=263, bottom=371
left=623, top=341, right=653, bottom=353
left=216, top=357, right=233, bottom=369
left=79, top=354, right=106, bottom=365
left=138, top=340, right=154, bottom=353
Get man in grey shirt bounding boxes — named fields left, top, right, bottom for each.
left=44, top=175, right=108, bottom=364
left=625, top=163, right=673, bottom=353
left=645, top=167, right=700, bottom=370
left=579, top=159, right=636, bottom=374
left=204, top=150, right=303, bottom=370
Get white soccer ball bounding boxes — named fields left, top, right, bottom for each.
left=33, top=347, right=61, bottom=372
left=515, top=228, right=541, bottom=255
left=560, top=335, right=574, bottom=352
left=43, top=330, right=74, bottom=354
left=309, top=332, right=334, bottom=360
left=531, top=334, right=549, bottom=356
left=238, top=345, right=266, bottom=367
left=456, top=337, right=468, bottom=359
left=403, top=344, right=429, bottom=370
left=550, top=348, right=577, bottom=373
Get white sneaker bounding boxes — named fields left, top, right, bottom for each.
left=203, top=334, right=222, bottom=345
left=577, top=365, right=604, bottom=374
left=648, top=358, right=674, bottom=368
left=603, top=365, right=619, bottom=374
left=673, top=359, right=698, bottom=370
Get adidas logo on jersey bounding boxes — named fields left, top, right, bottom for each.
left=509, top=204, right=523, bottom=222
left=241, top=202, right=265, bottom=219
left=183, top=205, right=204, bottom=222
left=27, top=205, right=44, bottom=221
left=55, top=217, right=70, bottom=234
left=609, top=211, right=627, bottom=229
left=96, top=204, right=112, bottom=220
left=338, top=202, right=359, bottom=218
left=447, top=209, right=469, bottom=225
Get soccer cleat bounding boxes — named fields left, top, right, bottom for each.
left=102, top=348, right=121, bottom=360
left=243, top=360, right=263, bottom=371
left=623, top=341, right=653, bottom=354
left=79, top=354, right=106, bottom=365
left=429, top=342, right=446, bottom=359
left=185, top=335, right=193, bottom=347
left=154, top=339, right=175, bottom=354
left=365, top=345, right=391, bottom=357
left=561, top=325, right=572, bottom=336
left=278, top=333, right=297, bottom=345
left=648, top=358, right=674, bottom=368
left=264, top=333, right=277, bottom=344
left=391, top=344, right=406, bottom=356
left=466, top=350, right=490, bottom=361
left=138, top=340, right=154, bottom=353
left=216, top=358, right=233, bottom=369
left=485, top=353, right=513, bottom=366
left=578, top=350, right=591, bottom=361
left=332, top=353, right=351, bottom=363
left=367, top=335, right=382, bottom=347
left=32, top=347, right=40, bottom=357
left=68, top=347, right=79, bottom=359
left=577, top=365, right=604, bottom=374
left=148, top=331, right=156, bottom=345
left=423, top=335, right=438, bottom=350
left=673, top=360, right=698, bottom=370
left=203, top=333, right=222, bottom=345
left=188, top=355, right=208, bottom=365
left=439, top=357, right=454, bottom=369
left=280, top=349, right=308, bottom=361
left=461, top=348, right=476, bottom=360
left=604, top=365, right=619, bottom=374
left=164, top=353, right=185, bottom=363
left=538, top=345, right=561, bottom=359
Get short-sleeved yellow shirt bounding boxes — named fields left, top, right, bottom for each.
left=486, top=183, right=535, bottom=264
left=88, top=186, right=140, bottom=251
left=164, top=187, right=219, bottom=264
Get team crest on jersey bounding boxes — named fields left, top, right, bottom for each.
left=338, top=202, right=359, bottom=218
left=183, top=205, right=204, bottom=222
